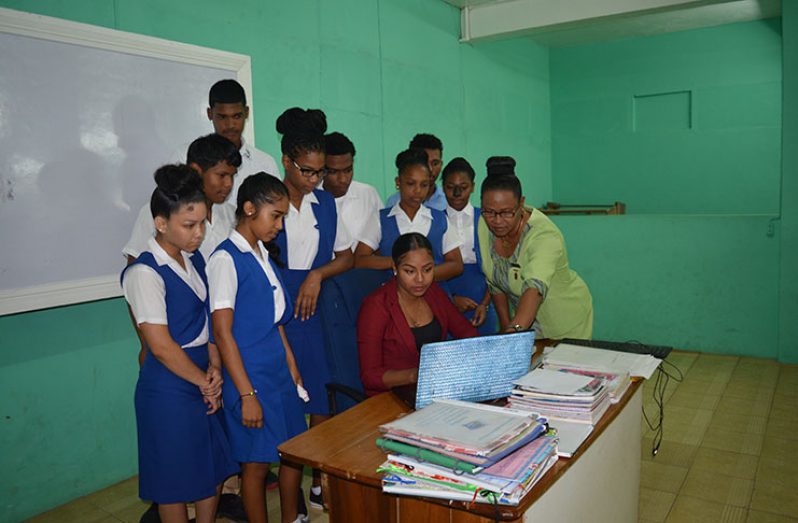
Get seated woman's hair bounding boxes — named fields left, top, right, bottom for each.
left=395, top=148, right=429, bottom=175
left=392, top=232, right=434, bottom=265
left=150, top=164, right=205, bottom=219
left=481, top=155, right=522, bottom=199
left=276, top=107, right=327, bottom=158
left=441, top=157, right=475, bottom=183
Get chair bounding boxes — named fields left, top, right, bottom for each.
left=317, top=268, right=390, bottom=415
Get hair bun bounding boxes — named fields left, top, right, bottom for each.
left=154, top=163, right=199, bottom=195
left=486, top=156, right=516, bottom=177
left=275, top=107, right=327, bottom=136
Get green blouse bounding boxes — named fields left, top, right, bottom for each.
left=477, top=208, right=593, bottom=339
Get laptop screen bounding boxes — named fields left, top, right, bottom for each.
left=414, top=331, right=535, bottom=409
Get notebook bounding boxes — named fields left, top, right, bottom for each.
left=415, top=332, right=535, bottom=409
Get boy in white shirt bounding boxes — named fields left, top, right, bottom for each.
left=124, top=134, right=241, bottom=264
left=321, top=132, right=383, bottom=251
left=170, top=79, right=280, bottom=200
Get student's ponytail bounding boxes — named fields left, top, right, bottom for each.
left=236, top=172, right=289, bottom=267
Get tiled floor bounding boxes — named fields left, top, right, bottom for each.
left=26, top=352, right=798, bottom=523
left=639, top=352, right=798, bottom=523
left=25, top=473, right=327, bottom=523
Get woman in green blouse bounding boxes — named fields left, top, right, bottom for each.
left=477, top=156, right=593, bottom=339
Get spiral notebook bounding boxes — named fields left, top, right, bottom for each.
left=415, top=332, right=535, bottom=409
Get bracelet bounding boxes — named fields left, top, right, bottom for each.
left=240, top=389, right=258, bottom=399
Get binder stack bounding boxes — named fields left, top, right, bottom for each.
left=507, top=368, right=613, bottom=425
left=375, top=399, right=557, bottom=506
left=541, top=365, right=631, bottom=404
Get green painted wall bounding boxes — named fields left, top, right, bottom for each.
left=550, top=19, right=782, bottom=214
left=780, top=2, right=798, bottom=364
left=0, top=299, right=138, bottom=520
left=0, top=1, right=550, bottom=520
left=548, top=19, right=789, bottom=361
left=552, top=215, right=780, bottom=356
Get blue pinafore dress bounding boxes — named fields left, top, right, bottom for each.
left=379, top=207, right=450, bottom=294
left=122, top=252, right=238, bottom=504
left=446, top=208, right=498, bottom=335
left=214, top=239, right=307, bottom=463
left=274, top=189, right=337, bottom=415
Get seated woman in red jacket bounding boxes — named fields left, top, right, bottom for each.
left=357, top=232, right=479, bottom=396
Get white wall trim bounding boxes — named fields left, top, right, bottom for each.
left=0, top=7, right=254, bottom=144
left=0, top=276, right=122, bottom=316
left=0, top=7, right=253, bottom=315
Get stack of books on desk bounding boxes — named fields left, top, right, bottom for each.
left=508, top=368, right=612, bottom=425
left=541, top=365, right=631, bottom=404
left=376, top=399, right=557, bottom=506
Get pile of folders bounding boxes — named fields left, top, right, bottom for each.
left=508, top=366, right=631, bottom=425
left=376, top=399, right=558, bottom=506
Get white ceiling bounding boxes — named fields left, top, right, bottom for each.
left=442, top=0, right=781, bottom=46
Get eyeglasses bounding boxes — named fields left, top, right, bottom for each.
left=325, top=165, right=353, bottom=176
left=291, top=159, right=327, bottom=179
left=482, top=206, right=520, bottom=220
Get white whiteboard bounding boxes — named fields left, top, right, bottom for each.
left=0, top=8, right=254, bottom=315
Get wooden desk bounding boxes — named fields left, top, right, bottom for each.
left=279, top=381, right=643, bottom=522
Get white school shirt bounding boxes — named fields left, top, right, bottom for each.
left=329, top=180, right=383, bottom=252
left=122, top=202, right=236, bottom=261
left=169, top=137, right=280, bottom=201
left=122, top=237, right=209, bottom=348
left=206, top=230, right=286, bottom=322
left=231, top=139, right=281, bottom=197
left=284, top=191, right=352, bottom=270
left=359, top=203, right=463, bottom=255
left=446, top=203, right=477, bottom=264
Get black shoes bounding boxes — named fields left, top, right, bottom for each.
left=217, top=492, right=248, bottom=522
left=297, top=488, right=310, bottom=522
left=139, top=503, right=160, bottom=523
left=308, top=488, right=324, bottom=510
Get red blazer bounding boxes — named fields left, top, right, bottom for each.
left=357, top=278, right=479, bottom=396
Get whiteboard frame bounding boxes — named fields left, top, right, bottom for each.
left=0, top=7, right=254, bottom=316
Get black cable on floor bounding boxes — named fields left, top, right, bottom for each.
left=641, top=358, right=683, bottom=456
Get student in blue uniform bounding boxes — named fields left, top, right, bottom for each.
left=384, top=133, right=447, bottom=211
left=273, top=107, right=354, bottom=508
left=354, top=148, right=464, bottom=285
left=208, top=173, right=308, bottom=523
left=442, top=157, right=498, bottom=335
left=121, top=164, right=238, bottom=523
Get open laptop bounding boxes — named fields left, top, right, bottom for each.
left=414, top=331, right=536, bottom=409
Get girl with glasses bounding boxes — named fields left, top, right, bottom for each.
left=274, top=107, right=354, bottom=510
left=478, top=156, right=593, bottom=339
